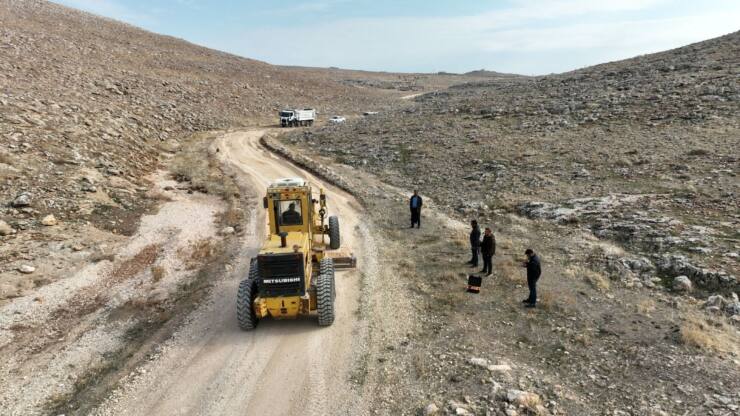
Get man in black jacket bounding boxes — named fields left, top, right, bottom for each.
left=467, top=220, right=481, bottom=267
left=480, top=227, right=496, bottom=275
left=409, top=190, right=422, bottom=228
left=522, top=248, right=541, bottom=307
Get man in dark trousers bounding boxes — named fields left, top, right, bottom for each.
left=467, top=220, right=481, bottom=267
left=409, top=190, right=422, bottom=228
left=522, top=249, right=541, bottom=308
left=480, top=227, right=496, bottom=275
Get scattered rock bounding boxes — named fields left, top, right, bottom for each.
left=469, top=357, right=489, bottom=368
left=506, top=389, right=542, bottom=408
left=18, top=264, right=36, bottom=274
left=12, top=193, right=32, bottom=207
left=0, top=220, right=15, bottom=236
left=488, top=364, right=512, bottom=372
left=423, top=403, right=439, bottom=416
left=41, top=214, right=58, bottom=226
left=673, top=275, right=692, bottom=292
left=220, top=226, right=235, bottom=235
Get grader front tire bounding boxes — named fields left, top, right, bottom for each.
left=328, top=216, right=340, bottom=250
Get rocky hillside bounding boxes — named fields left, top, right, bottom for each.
left=0, top=0, right=391, bottom=226
left=0, top=0, right=479, bottom=284
left=277, top=32, right=740, bottom=415
left=286, top=31, right=740, bottom=298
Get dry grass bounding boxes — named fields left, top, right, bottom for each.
left=538, top=291, right=577, bottom=314
left=499, top=257, right=526, bottom=284
left=112, top=244, right=161, bottom=282
left=574, top=332, right=593, bottom=346
left=497, top=236, right=513, bottom=250
left=451, top=230, right=468, bottom=248
left=223, top=200, right=243, bottom=227
left=178, top=238, right=216, bottom=270
left=439, top=270, right=460, bottom=281
left=566, top=266, right=610, bottom=291
left=679, top=314, right=739, bottom=355
left=0, top=151, right=13, bottom=165
left=435, top=290, right=468, bottom=308
left=147, top=189, right=174, bottom=202
left=512, top=391, right=544, bottom=414
left=636, top=298, right=656, bottom=315
left=89, top=251, right=116, bottom=263
left=151, top=265, right=166, bottom=282
left=169, top=132, right=240, bottom=200
left=410, top=351, right=431, bottom=377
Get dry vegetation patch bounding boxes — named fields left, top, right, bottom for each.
left=679, top=314, right=740, bottom=355
left=566, top=265, right=611, bottom=292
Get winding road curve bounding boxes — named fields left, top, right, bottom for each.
left=94, top=129, right=369, bottom=416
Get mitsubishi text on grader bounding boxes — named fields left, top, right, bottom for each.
left=237, top=178, right=355, bottom=330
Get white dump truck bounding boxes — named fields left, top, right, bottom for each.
left=279, top=108, right=316, bottom=127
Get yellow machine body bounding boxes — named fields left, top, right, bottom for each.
left=253, top=179, right=328, bottom=320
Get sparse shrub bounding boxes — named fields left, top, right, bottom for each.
left=679, top=315, right=739, bottom=355
left=686, top=148, right=709, bottom=156
left=451, top=231, right=468, bottom=248
left=574, top=333, right=592, bottom=346
left=90, top=251, right=116, bottom=263
left=151, top=265, right=166, bottom=282
left=0, top=152, right=13, bottom=165
left=497, top=236, right=513, bottom=250
left=539, top=291, right=577, bottom=314
left=148, top=189, right=173, bottom=202
left=636, top=299, right=656, bottom=315
left=439, top=271, right=460, bottom=281
left=566, top=266, right=610, bottom=291
left=178, top=238, right=217, bottom=270
left=499, top=256, right=526, bottom=284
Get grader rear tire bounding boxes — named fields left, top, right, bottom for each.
left=316, top=272, right=335, bottom=326
left=237, top=261, right=259, bottom=330
left=328, top=216, right=340, bottom=250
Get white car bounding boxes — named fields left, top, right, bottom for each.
left=329, top=116, right=346, bottom=124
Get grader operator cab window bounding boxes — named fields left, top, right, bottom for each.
left=279, top=200, right=303, bottom=225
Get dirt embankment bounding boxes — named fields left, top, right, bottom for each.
left=0, top=130, right=243, bottom=415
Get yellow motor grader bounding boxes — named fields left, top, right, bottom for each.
left=237, top=178, right=355, bottom=329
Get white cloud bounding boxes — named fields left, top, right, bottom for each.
left=233, top=0, right=740, bottom=74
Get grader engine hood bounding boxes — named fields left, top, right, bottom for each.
left=257, top=252, right=305, bottom=296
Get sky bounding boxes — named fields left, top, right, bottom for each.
left=52, top=0, right=740, bottom=75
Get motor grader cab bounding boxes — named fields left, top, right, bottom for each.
left=237, top=177, right=355, bottom=330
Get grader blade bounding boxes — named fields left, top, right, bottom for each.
left=326, top=249, right=357, bottom=269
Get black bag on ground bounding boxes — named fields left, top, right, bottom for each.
left=467, top=275, right=482, bottom=294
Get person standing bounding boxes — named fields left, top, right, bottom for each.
left=480, top=227, right=496, bottom=276
left=522, top=249, right=541, bottom=308
left=467, top=220, right=481, bottom=267
left=409, top=190, right=423, bottom=228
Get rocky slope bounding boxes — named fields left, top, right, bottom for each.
left=276, top=32, right=740, bottom=416
left=285, top=31, right=740, bottom=299
left=0, top=0, right=482, bottom=300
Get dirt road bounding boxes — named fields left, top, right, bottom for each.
left=94, top=129, right=370, bottom=416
